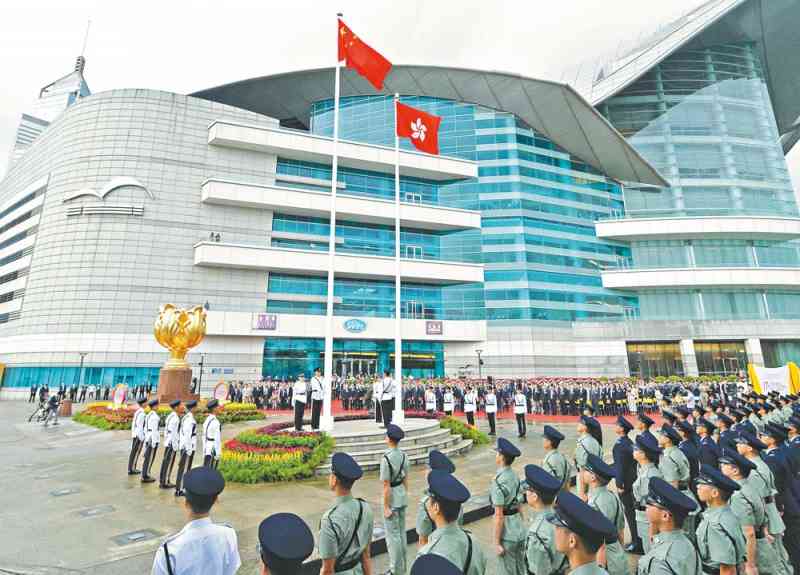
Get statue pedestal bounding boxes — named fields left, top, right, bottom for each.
left=157, top=368, right=199, bottom=403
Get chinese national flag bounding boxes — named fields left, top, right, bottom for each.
left=338, top=19, right=392, bottom=90
left=396, top=102, right=441, bottom=155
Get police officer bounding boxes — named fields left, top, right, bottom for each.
left=320, top=452, right=374, bottom=574
left=632, top=434, right=663, bottom=554
left=382, top=424, right=409, bottom=575
left=203, top=399, right=222, bottom=469
left=514, top=385, right=527, bottom=438
left=491, top=437, right=526, bottom=575
left=425, top=386, right=437, bottom=415
left=485, top=386, right=498, bottom=436
left=293, top=375, right=307, bottom=431
left=443, top=386, right=455, bottom=417
left=613, top=416, right=640, bottom=554
left=417, top=450, right=462, bottom=547
left=159, top=399, right=181, bottom=489
left=175, top=399, right=198, bottom=497
left=542, top=425, right=571, bottom=489
left=546, top=490, right=617, bottom=575
left=696, top=418, right=720, bottom=469
left=636, top=414, right=657, bottom=445
left=151, top=467, right=240, bottom=574
left=523, top=464, right=568, bottom=575
left=464, top=386, right=477, bottom=426
left=310, top=368, right=324, bottom=431
left=694, top=464, right=747, bottom=575
left=638, top=477, right=700, bottom=575
left=656, top=424, right=697, bottom=540
left=128, top=396, right=148, bottom=475
left=416, top=470, right=487, bottom=575
left=141, top=398, right=161, bottom=483
left=257, top=512, right=314, bottom=574
left=575, top=415, right=603, bottom=499
left=582, top=454, right=628, bottom=575
left=381, top=371, right=396, bottom=426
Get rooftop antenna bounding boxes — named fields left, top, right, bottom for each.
left=81, top=19, right=91, bottom=57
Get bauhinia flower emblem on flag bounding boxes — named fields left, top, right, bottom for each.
left=411, top=118, right=427, bottom=142
left=396, top=102, right=441, bottom=155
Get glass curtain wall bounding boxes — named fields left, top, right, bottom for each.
left=694, top=341, right=748, bottom=376
left=626, top=342, right=684, bottom=378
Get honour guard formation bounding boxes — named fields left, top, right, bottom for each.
left=128, top=384, right=800, bottom=574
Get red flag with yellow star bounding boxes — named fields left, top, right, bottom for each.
left=338, top=19, right=392, bottom=90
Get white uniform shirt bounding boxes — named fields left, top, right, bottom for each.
left=464, top=391, right=477, bottom=413
left=380, top=376, right=395, bottom=402
left=146, top=410, right=161, bottom=446
left=310, top=376, right=324, bottom=402
left=443, top=391, right=454, bottom=412
left=425, top=390, right=436, bottom=411
left=485, top=392, right=497, bottom=414
left=151, top=517, right=240, bottom=575
left=514, top=392, right=527, bottom=414
left=293, top=380, right=307, bottom=405
left=203, top=414, right=221, bottom=458
left=132, top=407, right=146, bottom=440
left=165, top=411, right=180, bottom=450
left=179, top=412, right=197, bottom=454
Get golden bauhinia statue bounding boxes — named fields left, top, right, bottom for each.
left=154, top=304, right=207, bottom=370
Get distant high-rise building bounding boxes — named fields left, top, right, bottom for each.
left=7, top=56, right=90, bottom=168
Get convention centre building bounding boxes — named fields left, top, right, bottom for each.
left=1, top=0, right=799, bottom=395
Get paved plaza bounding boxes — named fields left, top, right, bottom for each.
left=0, top=401, right=644, bottom=574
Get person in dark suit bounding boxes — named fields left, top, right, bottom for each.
left=696, top=418, right=720, bottom=468
left=29, top=384, right=37, bottom=402
left=613, top=416, right=640, bottom=553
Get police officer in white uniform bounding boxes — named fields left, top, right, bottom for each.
left=175, top=400, right=198, bottom=497
left=159, top=399, right=181, bottom=489
left=310, top=368, right=324, bottom=430
left=203, top=399, right=222, bottom=469
left=443, top=387, right=455, bottom=416
left=514, top=385, right=527, bottom=438
left=128, top=397, right=148, bottom=475
left=425, top=386, right=437, bottom=414
left=141, top=398, right=161, bottom=483
left=380, top=370, right=396, bottom=427
left=485, top=386, right=498, bottom=436
left=151, top=467, right=241, bottom=575
left=293, top=376, right=307, bottom=431
left=464, top=386, right=477, bottom=426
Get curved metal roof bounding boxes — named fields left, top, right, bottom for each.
left=588, top=0, right=800, bottom=153
left=192, top=65, right=668, bottom=187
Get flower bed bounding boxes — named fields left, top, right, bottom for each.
left=439, top=416, right=491, bottom=445
left=73, top=401, right=264, bottom=431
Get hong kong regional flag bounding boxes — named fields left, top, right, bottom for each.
left=396, top=102, right=441, bottom=155
left=338, top=19, right=392, bottom=90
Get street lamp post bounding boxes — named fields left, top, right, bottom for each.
left=476, top=349, right=483, bottom=382
left=78, top=352, right=88, bottom=387
left=198, top=353, right=205, bottom=395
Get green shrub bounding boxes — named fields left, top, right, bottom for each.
left=439, top=416, right=490, bottom=445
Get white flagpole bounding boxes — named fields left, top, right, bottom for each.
left=321, top=14, right=342, bottom=432
left=393, top=94, right=404, bottom=426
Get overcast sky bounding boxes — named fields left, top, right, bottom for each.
left=0, top=0, right=798, bottom=186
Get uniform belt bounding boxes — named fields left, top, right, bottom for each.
left=756, top=531, right=766, bottom=540
left=678, top=481, right=689, bottom=490
left=390, top=480, right=404, bottom=488
left=335, top=556, right=361, bottom=572
left=636, top=505, right=646, bottom=511
left=765, top=496, right=774, bottom=504
left=503, top=507, right=519, bottom=516
left=702, top=566, right=721, bottom=575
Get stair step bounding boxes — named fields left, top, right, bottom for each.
left=325, top=433, right=463, bottom=463
left=332, top=420, right=441, bottom=444
left=316, top=438, right=474, bottom=476
left=335, top=428, right=453, bottom=453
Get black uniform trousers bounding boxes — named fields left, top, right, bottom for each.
left=466, top=411, right=475, bottom=426
left=203, top=454, right=219, bottom=469
left=311, top=399, right=323, bottom=430
left=619, top=488, right=639, bottom=546
left=174, top=450, right=194, bottom=494
left=783, top=516, right=800, bottom=573
left=380, top=399, right=394, bottom=427
left=293, top=401, right=305, bottom=431
left=159, top=445, right=176, bottom=487
left=487, top=412, right=496, bottom=435
left=515, top=413, right=526, bottom=437
left=128, top=437, right=143, bottom=473
left=141, top=442, right=158, bottom=479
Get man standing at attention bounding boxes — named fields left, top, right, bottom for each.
left=541, top=425, right=571, bottom=489
left=310, top=368, right=324, bottom=431
left=382, top=424, right=409, bottom=575
left=203, top=399, right=222, bottom=469
left=127, top=396, right=147, bottom=476
left=380, top=370, right=396, bottom=427
left=492, top=437, right=526, bottom=575
left=293, top=375, right=307, bottom=432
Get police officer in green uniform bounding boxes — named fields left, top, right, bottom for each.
left=382, top=424, right=409, bottom=575
left=637, top=477, right=701, bottom=575
left=257, top=512, right=315, bottom=574
left=491, top=437, right=526, bottom=575
left=417, top=450, right=463, bottom=547
left=542, top=425, right=571, bottom=489
left=632, top=434, right=663, bottom=554
left=546, top=490, right=617, bottom=575
left=719, top=447, right=781, bottom=575
left=582, top=455, right=628, bottom=575
left=694, top=464, right=747, bottom=575
left=320, top=452, right=375, bottom=575
left=656, top=424, right=698, bottom=541
left=523, top=464, right=568, bottom=575
left=416, top=470, right=487, bottom=575
left=575, top=416, right=603, bottom=499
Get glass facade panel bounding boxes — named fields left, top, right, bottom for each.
left=626, top=342, right=684, bottom=378
left=762, top=340, right=800, bottom=368
left=1, top=366, right=160, bottom=389
left=694, top=341, right=748, bottom=376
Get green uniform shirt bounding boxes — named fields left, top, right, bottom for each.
left=575, top=434, right=602, bottom=470
left=489, top=467, right=526, bottom=543
left=659, top=446, right=690, bottom=485
left=319, top=494, right=375, bottom=574
left=748, top=456, right=785, bottom=535
left=730, top=476, right=780, bottom=574
left=587, top=485, right=628, bottom=575
left=695, top=504, right=747, bottom=570
left=749, top=413, right=764, bottom=434
left=543, top=450, right=571, bottom=488
left=416, top=492, right=464, bottom=539
left=380, top=446, right=409, bottom=509
left=568, top=562, right=610, bottom=575
left=525, top=507, right=567, bottom=575
left=633, top=463, right=663, bottom=522
left=417, top=523, right=487, bottom=575
left=637, top=529, right=701, bottom=575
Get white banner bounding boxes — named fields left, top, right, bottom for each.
left=753, top=365, right=791, bottom=395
